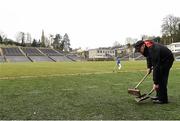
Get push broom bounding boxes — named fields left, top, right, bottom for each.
left=135, top=88, right=154, bottom=102
left=128, top=72, right=149, bottom=97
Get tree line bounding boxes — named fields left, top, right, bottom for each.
left=0, top=31, right=71, bottom=52
left=123, top=15, right=180, bottom=46
left=161, top=15, right=180, bottom=44
left=1, top=14, right=180, bottom=51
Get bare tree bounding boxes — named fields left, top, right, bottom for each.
left=125, top=37, right=137, bottom=45
left=52, top=34, right=62, bottom=49
left=63, top=33, right=70, bottom=52
left=26, top=32, right=32, bottom=44
left=0, top=31, right=7, bottom=42
left=41, top=30, right=46, bottom=47
left=113, top=41, right=121, bottom=47
left=16, top=32, right=25, bottom=46
left=161, top=15, right=180, bottom=43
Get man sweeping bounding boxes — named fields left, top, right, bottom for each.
left=134, top=40, right=174, bottom=104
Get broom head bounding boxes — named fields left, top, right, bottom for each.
left=135, top=94, right=149, bottom=102
left=128, top=88, right=141, bottom=97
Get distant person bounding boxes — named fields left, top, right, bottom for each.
left=134, top=40, right=174, bottom=104
left=113, top=56, right=121, bottom=72
left=116, top=56, right=121, bottom=70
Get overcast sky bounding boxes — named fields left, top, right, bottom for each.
left=0, top=0, right=180, bottom=49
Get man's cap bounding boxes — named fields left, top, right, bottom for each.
left=133, top=40, right=144, bottom=52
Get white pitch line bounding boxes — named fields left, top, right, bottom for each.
left=27, top=90, right=43, bottom=94
left=86, top=85, right=98, bottom=89
left=0, top=68, right=179, bottom=80
left=0, top=70, right=141, bottom=80
left=61, top=88, right=74, bottom=91
left=0, top=72, right=112, bottom=80
left=112, top=83, right=124, bottom=86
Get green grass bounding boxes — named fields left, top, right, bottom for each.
left=0, top=61, right=180, bottom=120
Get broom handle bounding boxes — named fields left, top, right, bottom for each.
left=148, top=88, right=154, bottom=95
left=135, top=73, right=149, bottom=89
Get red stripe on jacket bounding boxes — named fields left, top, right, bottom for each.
left=144, top=40, right=154, bottom=48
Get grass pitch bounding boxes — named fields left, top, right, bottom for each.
left=0, top=61, right=180, bottom=120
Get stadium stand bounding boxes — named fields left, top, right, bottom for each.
left=0, top=48, right=2, bottom=55
left=21, top=47, right=44, bottom=56
left=120, top=54, right=129, bottom=61
left=1, top=47, right=31, bottom=62
left=21, top=47, right=53, bottom=62
left=38, top=48, right=73, bottom=62
left=4, top=45, right=179, bottom=62
left=176, top=56, right=180, bottom=61
left=2, top=47, right=24, bottom=56
left=55, top=49, right=64, bottom=54
left=50, top=55, right=72, bottom=62
left=66, top=54, right=84, bottom=61
left=29, top=56, right=53, bottom=62
left=0, top=50, right=5, bottom=62
left=120, top=52, right=145, bottom=61
left=135, top=55, right=145, bottom=60
left=0, top=56, right=4, bottom=62
left=39, top=48, right=63, bottom=56
left=173, top=52, right=180, bottom=57
left=174, top=52, right=180, bottom=61
left=134, top=53, right=145, bottom=60
left=5, top=56, right=31, bottom=62
left=0, top=48, right=3, bottom=62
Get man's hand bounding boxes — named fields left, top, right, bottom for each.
left=147, top=68, right=152, bottom=74
left=153, top=84, right=159, bottom=91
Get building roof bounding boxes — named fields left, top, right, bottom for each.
left=170, top=42, right=180, bottom=45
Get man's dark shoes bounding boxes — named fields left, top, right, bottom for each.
left=153, top=100, right=168, bottom=104
left=150, top=96, right=159, bottom=100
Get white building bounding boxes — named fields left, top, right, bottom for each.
left=88, top=48, right=116, bottom=60
left=167, top=42, right=180, bottom=53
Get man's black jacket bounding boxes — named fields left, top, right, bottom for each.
left=143, top=41, right=174, bottom=84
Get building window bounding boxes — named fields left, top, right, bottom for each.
left=175, top=44, right=180, bottom=47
